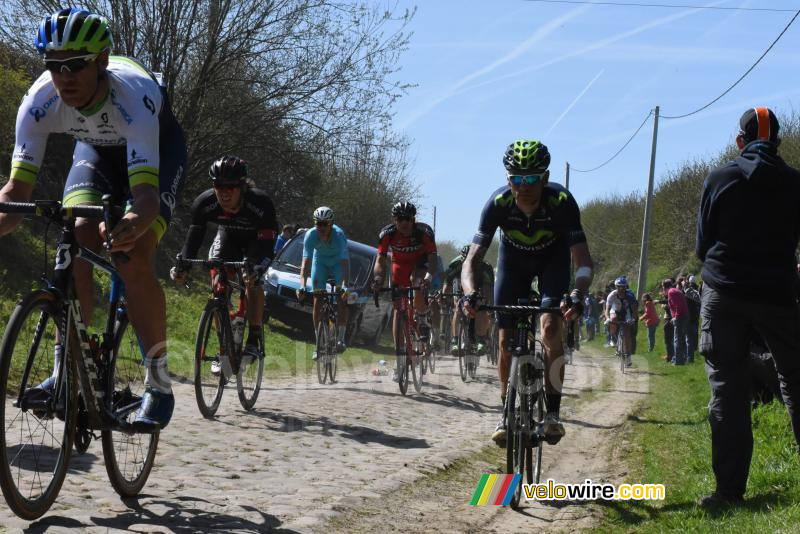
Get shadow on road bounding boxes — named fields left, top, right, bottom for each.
left=25, top=495, right=295, bottom=533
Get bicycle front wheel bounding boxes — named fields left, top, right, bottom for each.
left=618, top=329, right=626, bottom=374
left=0, top=290, right=75, bottom=520
left=506, top=387, right=526, bottom=510
left=316, top=320, right=330, bottom=385
left=532, top=389, right=545, bottom=484
left=456, top=319, right=468, bottom=382
left=412, top=336, right=424, bottom=393
left=194, top=302, right=227, bottom=418
left=102, top=312, right=159, bottom=498
left=237, top=324, right=265, bottom=410
left=396, top=313, right=409, bottom=396
left=326, top=322, right=338, bottom=384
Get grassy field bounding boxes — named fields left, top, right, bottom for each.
left=583, top=319, right=800, bottom=533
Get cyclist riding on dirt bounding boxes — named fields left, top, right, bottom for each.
left=171, top=156, right=278, bottom=369
left=461, top=139, right=593, bottom=446
left=372, top=202, right=438, bottom=374
left=605, top=276, right=637, bottom=365
left=445, top=245, right=495, bottom=355
left=0, top=8, right=187, bottom=430
left=296, top=206, right=351, bottom=360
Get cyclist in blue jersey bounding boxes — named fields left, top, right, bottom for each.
left=462, top=139, right=593, bottom=446
left=297, top=207, right=350, bottom=358
left=0, top=8, right=186, bottom=430
left=605, top=276, right=637, bottom=365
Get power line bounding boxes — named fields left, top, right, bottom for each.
left=582, top=223, right=645, bottom=247
left=523, top=0, right=797, bottom=12
left=571, top=111, right=653, bottom=173
left=662, top=9, right=800, bottom=119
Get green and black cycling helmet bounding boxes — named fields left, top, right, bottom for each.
left=209, top=155, right=248, bottom=186
left=392, top=201, right=416, bottom=218
left=460, top=245, right=470, bottom=258
left=35, top=8, right=112, bottom=55
left=502, top=139, right=551, bottom=172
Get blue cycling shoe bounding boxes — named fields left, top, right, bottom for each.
left=133, top=387, right=175, bottom=432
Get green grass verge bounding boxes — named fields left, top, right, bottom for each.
left=583, top=318, right=800, bottom=532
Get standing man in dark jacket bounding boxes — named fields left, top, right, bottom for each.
left=696, top=107, right=800, bottom=506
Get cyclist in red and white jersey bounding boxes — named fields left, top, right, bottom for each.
left=372, top=202, right=438, bottom=366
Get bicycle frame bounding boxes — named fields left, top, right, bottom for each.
left=4, top=201, right=138, bottom=432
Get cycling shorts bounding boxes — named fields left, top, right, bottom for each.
left=208, top=228, right=273, bottom=286
left=311, top=260, right=343, bottom=291
left=494, top=246, right=569, bottom=329
left=62, top=101, right=186, bottom=242
left=391, top=255, right=428, bottom=287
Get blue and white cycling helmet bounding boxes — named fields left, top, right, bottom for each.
left=35, top=8, right=112, bottom=55
left=614, top=276, right=628, bottom=287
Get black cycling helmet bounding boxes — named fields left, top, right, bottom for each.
left=460, top=244, right=470, bottom=257
left=209, top=155, right=247, bottom=186
left=392, top=201, right=416, bottom=218
left=502, top=139, right=551, bottom=172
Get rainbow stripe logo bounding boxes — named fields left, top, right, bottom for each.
left=470, top=474, right=522, bottom=505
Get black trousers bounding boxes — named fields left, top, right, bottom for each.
left=701, top=285, right=800, bottom=497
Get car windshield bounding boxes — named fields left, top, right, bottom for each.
left=276, top=233, right=375, bottom=287
left=277, top=237, right=303, bottom=270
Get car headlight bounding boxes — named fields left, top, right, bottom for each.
left=267, top=271, right=279, bottom=286
left=347, top=291, right=359, bottom=305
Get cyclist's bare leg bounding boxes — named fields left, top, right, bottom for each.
left=540, top=312, right=565, bottom=395
left=410, top=269, right=428, bottom=315
left=312, top=294, right=323, bottom=330
left=245, top=284, right=264, bottom=326
left=336, top=297, right=348, bottom=330
left=498, top=328, right=513, bottom=400
left=72, top=218, right=104, bottom=324
left=116, top=232, right=165, bottom=358
left=476, top=310, right=491, bottom=337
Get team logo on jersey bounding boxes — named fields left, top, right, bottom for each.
left=128, top=149, right=148, bottom=167
left=12, top=144, right=34, bottom=162
left=161, top=192, right=176, bottom=215
left=391, top=244, right=422, bottom=253
left=29, top=107, right=46, bottom=122
left=142, top=95, right=156, bottom=115
left=101, top=112, right=109, bottom=124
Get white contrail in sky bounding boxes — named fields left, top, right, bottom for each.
left=462, top=0, right=729, bottom=94
left=396, top=5, right=589, bottom=131
left=545, top=69, right=605, bottom=137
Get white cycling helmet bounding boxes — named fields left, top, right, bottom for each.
left=313, top=206, right=334, bottom=223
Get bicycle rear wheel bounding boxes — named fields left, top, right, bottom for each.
left=194, top=302, right=227, bottom=418
left=316, top=320, right=330, bottom=385
left=0, top=290, right=75, bottom=520
left=237, top=323, right=265, bottom=410
left=102, top=311, right=159, bottom=498
left=456, top=319, right=468, bottom=382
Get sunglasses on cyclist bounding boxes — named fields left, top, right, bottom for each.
left=508, top=174, right=544, bottom=186
left=395, top=216, right=412, bottom=222
left=44, top=53, right=99, bottom=74
left=315, top=221, right=332, bottom=227
left=213, top=183, right=241, bottom=192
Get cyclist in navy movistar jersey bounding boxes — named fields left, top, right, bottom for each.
left=461, top=139, right=593, bottom=446
left=297, top=207, right=350, bottom=358
left=0, top=8, right=186, bottom=430
left=445, top=245, right=495, bottom=354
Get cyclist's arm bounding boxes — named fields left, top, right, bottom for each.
left=0, top=179, right=34, bottom=236
left=299, top=257, right=311, bottom=290
left=374, top=230, right=390, bottom=284
left=179, top=192, right=213, bottom=261
left=461, top=243, right=488, bottom=297
left=337, top=228, right=350, bottom=286
left=571, top=241, right=593, bottom=294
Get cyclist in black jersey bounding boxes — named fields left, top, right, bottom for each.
left=461, top=139, right=593, bottom=446
left=171, top=156, right=278, bottom=363
left=444, top=245, right=494, bottom=354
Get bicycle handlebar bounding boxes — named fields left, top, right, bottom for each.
left=0, top=199, right=120, bottom=220
left=478, top=304, right=563, bottom=317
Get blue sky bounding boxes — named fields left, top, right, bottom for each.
left=390, top=1, right=800, bottom=244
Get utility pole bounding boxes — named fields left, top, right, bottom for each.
left=433, top=205, right=437, bottom=235
left=636, top=106, right=660, bottom=300
left=565, top=161, right=570, bottom=190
